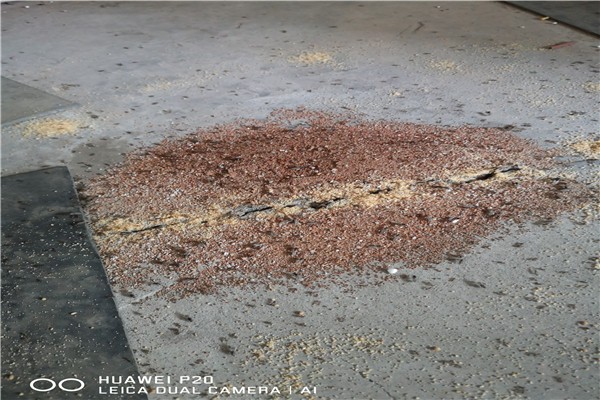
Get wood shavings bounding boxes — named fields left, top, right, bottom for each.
left=569, top=139, right=600, bottom=159
left=288, top=51, right=334, bottom=65
left=244, top=331, right=388, bottom=398
left=140, top=71, right=214, bottom=93
left=582, top=82, right=600, bottom=93
left=82, top=109, right=593, bottom=297
left=427, top=59, right=462, bottom=72
left=20, top=118, right=79, bottom=138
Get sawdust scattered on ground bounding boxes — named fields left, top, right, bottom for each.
left=141, top=72, right=214, bottom=93
left=569, top=139, right=600, bottom=159
left=288, top=51, right=334, bottom=65
left=20, top=118, right=80, bottom=138
left=582, top=82, right=600, bottom=93
left=236, top=331, right=388, bottom=399
left=82, top=109, right=594, bottom=297
left=427, top=59, right=461, bottom=72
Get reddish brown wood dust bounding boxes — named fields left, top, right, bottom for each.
left=82, top=109, right=592, bottom=297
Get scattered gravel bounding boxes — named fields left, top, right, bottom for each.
left=81, top=109, right=594, bottom=297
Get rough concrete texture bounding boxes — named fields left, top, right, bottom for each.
left=1, top=2, right=598, bottom=400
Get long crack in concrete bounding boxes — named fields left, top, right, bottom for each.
left=94, top=166, right=532, bottom=236
left=81, top=109, right=595, bottom=297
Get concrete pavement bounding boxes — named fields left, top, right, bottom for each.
left=1, top=2, right=598, bottom=399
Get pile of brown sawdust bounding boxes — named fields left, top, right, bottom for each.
left=81, top=109, right=593, bottom=297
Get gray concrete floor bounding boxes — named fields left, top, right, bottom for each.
left=1, top=2, right=599, bottom=399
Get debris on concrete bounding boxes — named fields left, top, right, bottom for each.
left=543, top=41, right=576, bottom=50
left=569, top=139, right=600, bottom=159
left=82, top=109, right=594, bottom=297
left=288, top=51, right=335, bottom=66
left=19, top=117, right=80, bottom=138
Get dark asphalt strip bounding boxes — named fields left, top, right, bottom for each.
left=1, top=167, right=145, bottom=399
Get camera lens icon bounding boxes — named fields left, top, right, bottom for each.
left=30, top=378, right=85, bottom=392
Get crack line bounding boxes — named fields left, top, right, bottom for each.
left=95, top=165, right=540, bottom=236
